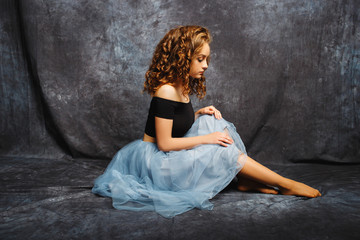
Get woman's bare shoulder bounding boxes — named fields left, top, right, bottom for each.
left=154, top=84, right=180, bottom=101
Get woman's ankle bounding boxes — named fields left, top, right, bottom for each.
left=276, top=177, right=293, bottom=190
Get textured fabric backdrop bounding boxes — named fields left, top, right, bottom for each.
left=1, top=0, right=359, bottom=164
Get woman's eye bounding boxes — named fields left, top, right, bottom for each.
left=198, top=58, right=203, bottom=62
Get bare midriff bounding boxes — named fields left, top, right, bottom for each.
left=143, top=133, right=156, bottom=143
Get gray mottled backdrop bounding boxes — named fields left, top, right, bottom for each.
left=1, top=0, right=359, bottom=164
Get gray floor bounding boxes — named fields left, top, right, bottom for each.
left=1, top=157, right=360, bottom=240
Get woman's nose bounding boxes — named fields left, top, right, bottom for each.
left=203, top=61, right=208, bottom=70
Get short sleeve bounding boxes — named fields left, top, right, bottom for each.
left=152, top=97, right=177, bottom=119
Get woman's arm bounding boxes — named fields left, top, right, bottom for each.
left=155, top=117, right=233, bottom=152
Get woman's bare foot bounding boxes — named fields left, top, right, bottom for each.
left=279, top=178, right=321, bottom=198
left=237, top=177, right=279, bottom=195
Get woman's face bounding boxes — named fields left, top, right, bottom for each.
left=189, top=43, right=210, bottom=79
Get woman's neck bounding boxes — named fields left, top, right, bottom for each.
left=174, top=83, right=189, bottom=102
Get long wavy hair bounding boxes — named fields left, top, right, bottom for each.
left=143, top=25, right=211, bottom=99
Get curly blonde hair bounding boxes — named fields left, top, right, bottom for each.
left=143, top=25, right=211, bottom=99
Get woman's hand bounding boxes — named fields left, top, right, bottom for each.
left=206, top=131, right=233, bottom=147
left=199, top=105, right=222, bottom=119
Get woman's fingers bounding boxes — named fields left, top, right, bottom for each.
left=215, top=110, right=222, bottom=119
left=218, top=135, right=233, bottom=146
left=224, top=136, right=233, bottom=144
left=210, top=108, right=221, bottom=119
left=203, top=105, right=222, bottom=119
left=209, top=132, right=233, bottom=147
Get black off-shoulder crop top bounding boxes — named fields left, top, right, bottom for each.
left=144, top=97, right=195, bottom=138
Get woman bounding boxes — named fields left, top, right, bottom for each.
left=92, top=25, right=321, bottom=218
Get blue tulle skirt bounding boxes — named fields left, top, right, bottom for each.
left=92, top=115, right=247, bottom=218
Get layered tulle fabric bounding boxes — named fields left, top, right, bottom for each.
left=92, top=115, right=247, bottom=218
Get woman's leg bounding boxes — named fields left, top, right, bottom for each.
left=237, top=156, right=321, bottom=198
left=237, top=176, right=279, bottom=194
